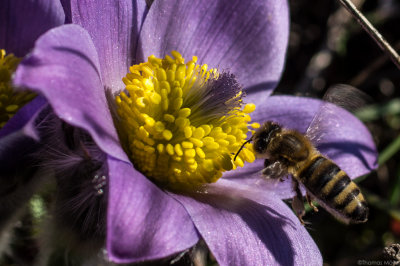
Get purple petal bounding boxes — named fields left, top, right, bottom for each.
left=0, top=96, right=46, bottom=139
left=0, top=97, right=47, bottom=189
left=0, top=0, right=64, bottom=56
left=0, top=96, right=47, bottom=178
left=224, top=95, right=378, bottom=198
left=68, top=0, right=148, bottom=92
left=14, top=24, right=128, bottom=163
left=172, top=179, right=322, bottom=266
left=246, top=94, right=321, bottom=133
left=0, top=91, right=46, bottom=166
left=251, top=95, right=378, bottom=176
left=138, top=0, right=289, bottom=92
left=60, top=0, right=72, bottom=23
left=106, top=156, right=199, bottom=263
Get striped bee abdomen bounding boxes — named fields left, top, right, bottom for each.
left=299, top=155, right=368, bottom=223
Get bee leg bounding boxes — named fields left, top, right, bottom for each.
left=291, top=179, right=306, bottom=225
left=306, top=192, right=319, bottom=212
left=262, top=160, right=288, bottom=181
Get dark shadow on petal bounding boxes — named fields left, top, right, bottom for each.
left=0, top=0, right=64, bottom=56
left=245, top=81, right=278, bottom=95
left=189, top=192, right=298, bottom=266
left=53, top=47, right=102, bottom=79
left=19, top=46, right=101, bottom=82
left=317, top=141, right=378, bottom=170
left=82, top=112, right=121, bottom=146
left=131, top=0, right=150, bottom=66
left=60, top=0, right=72, bottom=23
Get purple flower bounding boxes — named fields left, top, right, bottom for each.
left=13, top=0, right=377, bottom=265
left=0, top=0, right=64, bottom=165
left=0, top=0, right=64, bottom=229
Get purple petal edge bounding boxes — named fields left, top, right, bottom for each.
left=0, top=96, right=47, bottom=174
left=172, top=179, right=322, bottom=266
left=13, top=24, right=129, bottom=163
left=106, top=156, right=199, bottom=263
left=0, top=0, right=65, bottom=56
left=0, top=96, right=46, bottom=140
left=138, top=0, right=289, bottom=92
left=68, top=0, right=148, bottom=93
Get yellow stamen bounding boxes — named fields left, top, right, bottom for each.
left=115, top=51, right=256, bottom=190
left=0, top=49, right=36, bottom=128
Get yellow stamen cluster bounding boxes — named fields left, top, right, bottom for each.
left=0, top=49, right=36, bottom=128
left=115, top=51, right=258, bottom=190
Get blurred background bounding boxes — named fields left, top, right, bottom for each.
left=1, top=0, right=400, bottom=265
left=275, top=0, right=400, bottom=265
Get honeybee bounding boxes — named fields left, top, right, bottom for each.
left=236, top=85, right=371, bottom=224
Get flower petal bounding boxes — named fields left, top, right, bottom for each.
left=0, top=98, right=46, bottom=201
left=67, top=0, right=148, bottom=92
left=106, top=156, right=199, bottom=263
left=0, top=0, right=64, bottom=56
left=0, top=97, right=46, bottom=190
left=138, top=0, right=289, bottom=91
left=172, top=179, right=322, bottom=266
left=224, top=94, right=378, bottom=198
left=0, top=96, right=46, bottom=139
left=0, top=99, right=45, bottom=176
left=252, top=95, right=378, bottom=176
left=60, top=0, right=72, bottom=23
left=14, top=24, right=128, bottom=163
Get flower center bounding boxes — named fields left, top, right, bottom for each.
left=114, top=51, right=258, bottom=190
left=0, top=49, right=36, bottom=128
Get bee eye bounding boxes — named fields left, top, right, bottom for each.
left=254, top=138, right=267, bottom=154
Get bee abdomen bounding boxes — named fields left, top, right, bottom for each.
left=323, top=173, right=368, bottom=223
left=299, top=155, right=368, bottom=223
left=300, top=155, right=339, bottom=191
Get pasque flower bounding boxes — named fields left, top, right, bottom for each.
left=0, top=0, right=64, bottom=236
left=0, top=0, right=64, bottom=139
left=13, top=0, right=378, bottom=265
left=0, top=0, right=64, bottom=161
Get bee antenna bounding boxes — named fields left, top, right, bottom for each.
left=234, top=138, right=252, bottom=161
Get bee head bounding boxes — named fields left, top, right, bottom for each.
left=252, top=121, right=281, bottom=155
left=234, top=121, right=281, bottom=160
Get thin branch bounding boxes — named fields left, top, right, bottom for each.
left=338, top=0, right=400, bottom=70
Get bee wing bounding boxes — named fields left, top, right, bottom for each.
left=305, top=84, right=371, bottom=148
left=322, top=84, right=372, bottom=113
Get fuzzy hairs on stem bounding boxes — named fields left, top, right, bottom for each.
left=33, top=111, right=109, bottom=265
